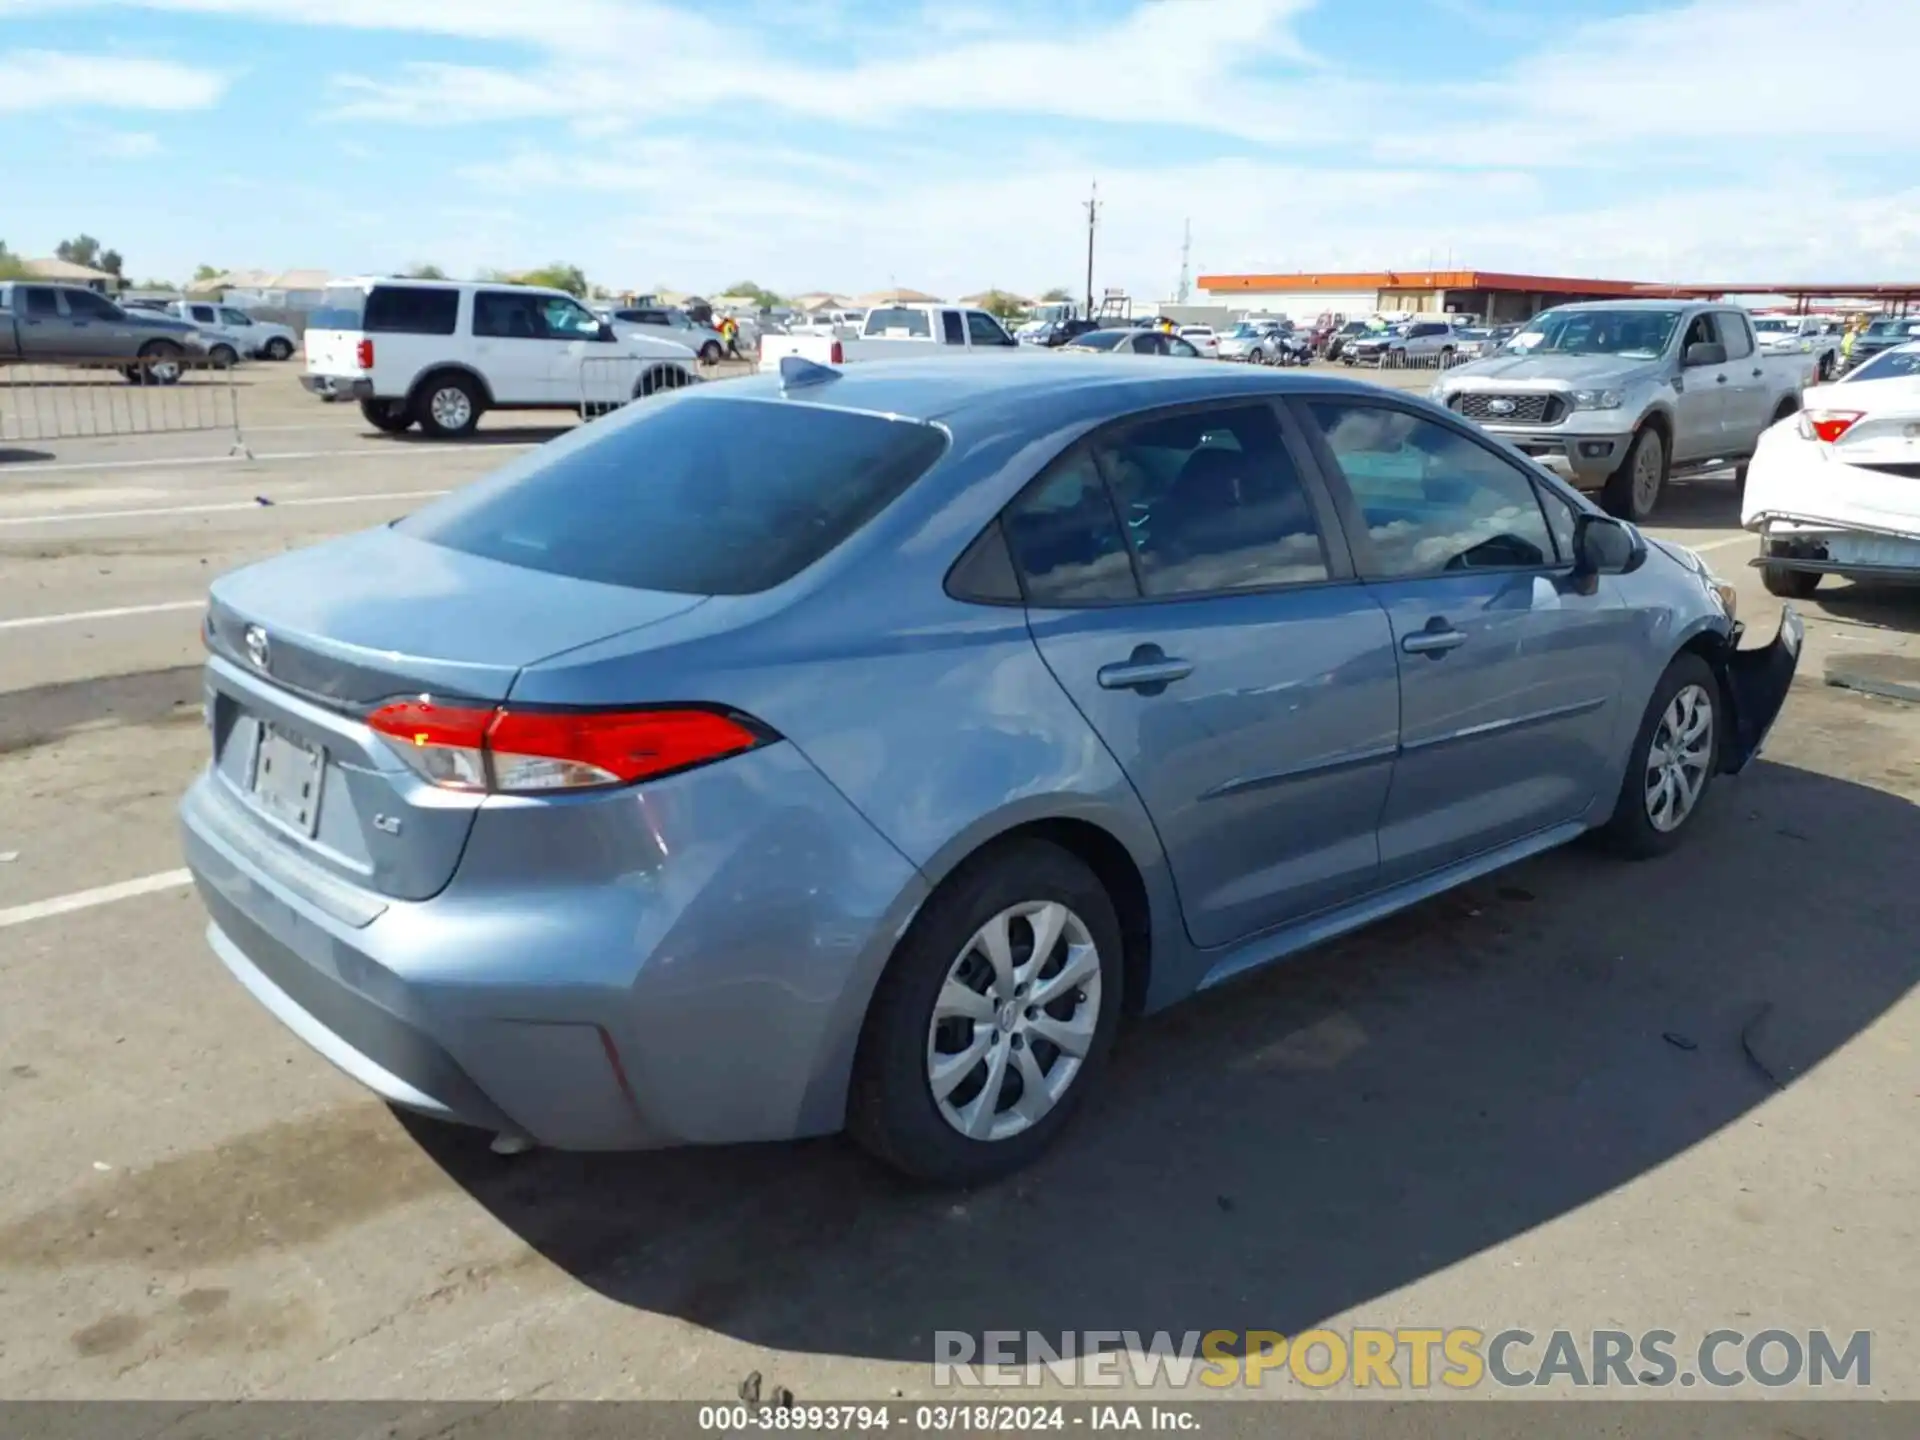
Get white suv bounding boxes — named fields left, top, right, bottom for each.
left=303, top=278, right=700, bottom=438
left=170, top=300, right=300, bottom=363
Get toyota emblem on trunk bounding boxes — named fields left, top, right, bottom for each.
left=244, top=624, right=270, bottom=670
left=1487, top=397, right=1516, bottom=415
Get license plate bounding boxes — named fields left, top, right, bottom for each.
left=251, top=725, right=324, bottom=836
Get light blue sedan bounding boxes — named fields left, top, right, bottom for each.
left=180, top=355, right=1801, bottom=1185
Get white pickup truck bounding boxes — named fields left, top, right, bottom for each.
left=757, top=303, right=1019, bottom=372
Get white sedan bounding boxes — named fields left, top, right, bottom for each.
left=1177, top=326, right=1220, bottom=358
left=1742, top=339, right=1920, bottom=597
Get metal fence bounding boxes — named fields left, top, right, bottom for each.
left=0, top=357, right=252, bottom=454
left=1346, top=348, right=1479, bottom=371
left=577, top=354, right=706, bottom=419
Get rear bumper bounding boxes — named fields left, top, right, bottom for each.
left=178, top=743, right=928, bottom=1151
left=302, top=374, right=374, bottom=401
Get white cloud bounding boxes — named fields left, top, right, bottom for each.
left=0, top=50, right=226, bottom=110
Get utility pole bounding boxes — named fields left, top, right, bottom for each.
left=1084, top=180, right=1100, bottom=318
left=1176, top=218, right=1192, bottom=305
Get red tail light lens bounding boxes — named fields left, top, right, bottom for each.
left=1799, top=409, right=1863, bottom=443
left=829, top=341, right=844, bottom=364
left=367, top=700, right=771, bottom=794
left=355, top=338, right=375, bottom=370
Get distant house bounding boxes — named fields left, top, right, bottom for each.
left=24, top=258, right=121, bottom=293
left=193, top=268, right=332, bottom=310
left=790, top=292, right=853, bottom=313
left=857, top=287, right=942, bottom=306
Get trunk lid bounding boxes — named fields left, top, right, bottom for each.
left=203, top=527, right=707, bottom=900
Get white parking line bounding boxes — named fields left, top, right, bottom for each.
left=1689, top=534, right=1755, bottom=553
left=0, top=869, right=193, bottom=930
left=0, top=488, right=450, bottom=526
left=0, top=600, right=202, bottom=632
left=7, top=445, right=538, bottom=476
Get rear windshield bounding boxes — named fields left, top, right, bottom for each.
left=311, top=286, right=366, bottom=330
left=866, top=307, right=931, bottom=338
left=397, top=395, right=950, bottom=595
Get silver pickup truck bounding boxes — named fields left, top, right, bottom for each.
left=1431, top=300, right=1811, bottom=520
left=0, top=281, right=208, bottom=383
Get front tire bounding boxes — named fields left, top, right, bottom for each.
left=849, top=840, right=1124, bottom=1186
left=1603, top=424, right=1667, bottom=521
left=266, top=337, right=295, bottom=362
left=699, top=340, right=723, bottom=364
left=414, top=374, right=482, bottom=438
left=1596, top=652, right=1721, bottom=859
left=132, top=340, right=184, bottom=386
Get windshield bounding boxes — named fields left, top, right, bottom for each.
left=1509, top=308, right=1680, bottom=358
left=1228, top=324, right=1261, bottom=338
left=1866, top=319, right=1920, bottom=337
left=1840, top=345, right=1920, bottom=384
left=1750, top=318, right=1796, bottom=334
left=1068, top=331, right=1127, bottom=351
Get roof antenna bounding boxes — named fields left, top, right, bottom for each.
left=779, top=354, right=842, bottom=391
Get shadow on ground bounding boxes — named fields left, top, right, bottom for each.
left=0, top=449, right=56, bottom=465
left=405, top=755, right=1920, bottom=1364
left=366, top=425, right=575, bottom=447
left=1637, top=474, right=1744, bottom=532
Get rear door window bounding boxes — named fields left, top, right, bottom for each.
left=473, top=290, right=545, bottom=338
left=363, top=285, right=459, bottom=336
left=398, top=396, right=950, bottom=595
left=942, top=310, right=966, bottom=345
left=22, top=287, right=59, bottom=317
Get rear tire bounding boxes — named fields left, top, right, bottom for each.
left=849, top=840, right=1124, bottom=1186
left=1761, top=562, right=1821, bottom=599
left=359, top=397, right=413, bottom=434
left=1602, top=424, right=1666, bottom=522
left=699, top=340, right=723, bottom=364
left=414, top=373, right=482, bottom=438
left=1595, top=652, right=1721, bottom=859
left=209, top=343, right=238, bottom=370
left=635, top=364, right=692, bottom=399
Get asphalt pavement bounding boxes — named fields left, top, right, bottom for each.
left=1, top=361, right=1915, bottom=1403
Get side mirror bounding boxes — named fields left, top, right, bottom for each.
left=1684, top=341, right=1727, bottom=367
left=597, top=322, right=616, bottom=341
left=1572, top=513, right=1644, bottom=576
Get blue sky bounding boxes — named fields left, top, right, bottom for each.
left=4, top=0, right=1919, bottom=300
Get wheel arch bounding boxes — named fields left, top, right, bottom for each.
left=406, top=363, right=494, bottom=409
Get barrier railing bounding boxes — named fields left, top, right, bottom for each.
left=577, top=354, right=703, bottom=419
left=1358, top=348, right=1478, bottom=371
left=0, top=357, right=251, bottom=454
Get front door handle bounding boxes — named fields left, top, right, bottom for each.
left=1098, top=644, right=1193, bottom=692
left=1752, top=367, right=1763, bottom=377
left=1715, top=373, right=1728, bottom=384
left=1402, top=625, right=1468, bottom=656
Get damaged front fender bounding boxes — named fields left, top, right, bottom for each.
left=1712, top=607, right=1804, bottom=774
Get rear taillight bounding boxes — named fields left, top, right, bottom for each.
left=1799, top=409, right=1863, bottom=443
left=829, top=341, right=844, bottom=364
left=355, top=338, right=375, bottom=370
left=366, top=699, right=772, bottom=794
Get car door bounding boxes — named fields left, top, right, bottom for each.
left=1713, top=309, right=1769, bottom=448
left=1672, top=311, right=1727, bottom=463
left=470, top=290, right=556, bottom=404
left=1010, top=399, right=1400, bottom=950
left=61, top=288, right=134, bottom=359
left=536, top=292, right=622, bottom=404
left=16, top=286, right=77, bottom=358
left=1296, top=395, right=1634, bottom=885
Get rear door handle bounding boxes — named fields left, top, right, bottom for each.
left=1402, top=627, right=1467, bottom=656
left=1752, top=367, right=1763, bottom=377
left=1098, top=646, right=1193, bottom=691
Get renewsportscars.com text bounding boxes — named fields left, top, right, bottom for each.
left=933, top=1328, right=1872, bottom=1390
